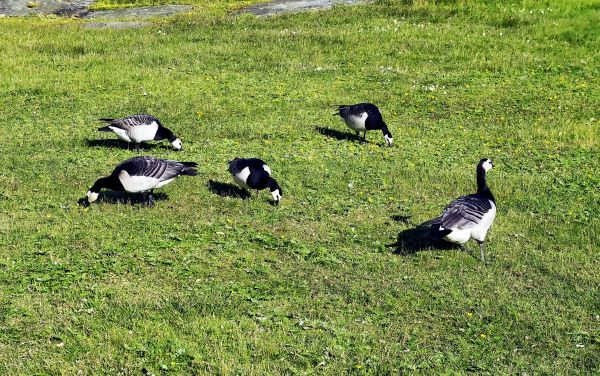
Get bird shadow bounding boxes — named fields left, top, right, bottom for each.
left=387, top=219, right=462, bottom=256
left=391, top=215, right=412, bottom=224
left=207, top=180, right=250, bottom=199
left=85, top=139, right=166, bottom=150
left=315, top=126, right=366, bottom=143
left=77, top=191, right=169, bottom=206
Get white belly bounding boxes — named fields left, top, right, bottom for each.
left=128, top=122, right=159, bottom=143
left=471, top=202, right=497, bottom=242
left=155, top=178, right=175, bottom=188
left=233, top=167, right=251, bottom=189
left=118, top=170, right=160, bottom=192
left=344, top=112, right=368, bottom=132
left=443, top=228, right=471, bottom=245
left=109, top=126, right=131, bottom=142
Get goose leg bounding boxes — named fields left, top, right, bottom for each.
left=146, top=190, right=155, bottom=207
left=477, top=240, right=485, bottom=262
left=362, top=131, right=367, bottom=142
left=135, top=143, right=141, bottom=153
left=355, top=131, right=360, bottom=141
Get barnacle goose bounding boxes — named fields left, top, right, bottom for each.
left=428, top=158, right=496, bottom=261
left=335, top=103, right=393, bottom=146
left=98, top=114, right=182, bottom=151
left=82, top=156, right=197, bottom=207
left=228, top=158, right=282, bottom=205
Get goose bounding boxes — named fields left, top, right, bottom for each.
left=98, top=114, right=182, bottom=151
left=427, top=158, right=496, bottom=261
left=228, top=157, right=282, bottom=205
left=335, top=103, right=393, bottom=146
left=81, top=156, right=197, bottom=207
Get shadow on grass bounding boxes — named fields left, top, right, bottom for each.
left=315, top=126, right=366, bottom=143
left=391, top=215, right=412, bottom=224
left=207, top=180, right=250, bottom=199
left=77, top=191, right=169, bottom=206
left=388, top=220, right=462, bottom=256
left=85, top=139, right=166, bottom=151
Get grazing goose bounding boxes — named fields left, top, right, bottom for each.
left=428, top=158, right=496, bottom=261
left=98, top=114, right=182, bottom=151
left=335, top=103, right=393, bottom=146
left=82, top=156, right=197, bottom=207
left=228, top=157, right=282, bottom=205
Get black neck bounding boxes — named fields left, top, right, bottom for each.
left=155, top=126, right=176, bottom=142
left=380, top=123, right=392, bottom=137
left=267, top=177, right=280, bottom=193
left=91, top=175, right=123, bottom=192
left=476, top=167, right=495, bottom=202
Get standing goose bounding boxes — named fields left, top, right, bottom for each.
left=428, top=158, right=496, bottom=261
left=228, top=157, right=282, bottom=205
left=98, top=114, right=182, bottom=151
left=82, top=156, right=197, bottom=207
left=335, top=103, right=393, bottom=147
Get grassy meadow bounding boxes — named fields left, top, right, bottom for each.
left=0, top=0, right=599, bottom=373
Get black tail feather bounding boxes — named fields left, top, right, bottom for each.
left=98, top=126, right=112, bottom=132
left=180, top=162, right=198, bottom=176
left=335, top=105, right=349, bottom=117
left=99, top=118, right=114, bottom=122
left=431, top=223, right=452, bottom=238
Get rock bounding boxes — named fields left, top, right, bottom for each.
left=83, top=5, right=193, bottom=19
left=83, top=21, right=150, bottom=29
left=239, top=0, right=366, bottom=17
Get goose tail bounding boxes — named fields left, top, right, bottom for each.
left=334, top=105, right=349, bottom=117
left=180, top=162, right=198, bottom=176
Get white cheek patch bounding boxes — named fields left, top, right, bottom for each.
left=87, top=190, right=99, bottom=203
left=171, top=138, right=182, bottom=150
left=384, top=135, right=393, bottom=147
left=271, top=189, right=282, bottom=202
left=483, top=160, right=493, bottom=171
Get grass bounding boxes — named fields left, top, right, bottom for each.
left=87, top=0, right=266, bottom=12
left=0, top=0, right=599, bottom=373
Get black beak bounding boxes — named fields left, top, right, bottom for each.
left=78, top=197, right=90, bottom=207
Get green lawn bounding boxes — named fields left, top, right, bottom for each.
left=0, top=0, right=599, bottom=374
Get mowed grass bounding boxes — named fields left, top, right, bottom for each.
left=0, top=0, right=599, bottom=373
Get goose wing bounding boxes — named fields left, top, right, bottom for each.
left=228, top=158, right=245, bottom=175
left=433, top=194, right=493, bottom=229
left=336, top=103, right=379, bottom=118
left=105, top=114, right=158, bottom=131
left=228, top=158, right=267, bottom=175
left=118, top=156, right=192, bottom=182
